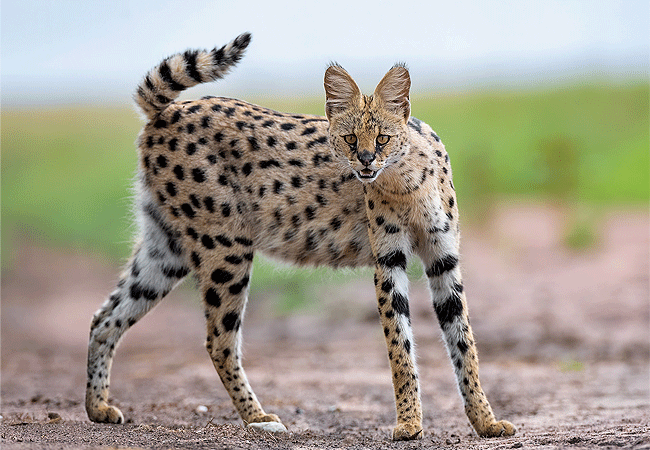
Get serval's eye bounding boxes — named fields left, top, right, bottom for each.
left=344, top=134, right=357, bottom=145
left=376, top=134, right=390, bottom=146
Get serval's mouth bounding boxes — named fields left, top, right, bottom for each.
left=355, top=168, right=378, bottom=182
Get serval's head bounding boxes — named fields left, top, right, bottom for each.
left=324, top=63, right=411, bottom=183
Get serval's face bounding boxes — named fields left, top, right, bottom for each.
left=324, top=64, right=411, bottom=183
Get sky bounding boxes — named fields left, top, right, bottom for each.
left=1, top=0, right=648, bottom=105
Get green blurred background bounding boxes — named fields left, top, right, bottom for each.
left=2, top=1, right=648, bottom=312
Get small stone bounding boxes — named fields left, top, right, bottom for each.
left=195, top=405, right=208, bottom=414
left=248, top=421, right=288, bottom=433
left=47, top=412, right=62, bottom=424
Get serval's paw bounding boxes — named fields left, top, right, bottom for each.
left=478, top=419, right=516, bottom=438
left=86, top=401, right=124, bottom=424
left=392, top=422, right=423, bottom=441
left=247, top=414, right=287, bottom=433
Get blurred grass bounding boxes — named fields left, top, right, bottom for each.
left=2, top=80, right=648, bottom=307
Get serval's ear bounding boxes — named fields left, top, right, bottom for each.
left=374, top=63, right=411, bottom=122
left=324, top=63, right=362, bottom=120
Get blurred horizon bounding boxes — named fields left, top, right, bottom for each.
left=2, top=0, right=648, bottom=105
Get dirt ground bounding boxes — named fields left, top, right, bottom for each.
left=2, top=204, right=649, bottom=449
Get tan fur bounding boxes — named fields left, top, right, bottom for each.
left=86, top=33, right=515, bottom=441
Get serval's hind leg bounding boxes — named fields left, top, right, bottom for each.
left=86, top=190, right=189, bottom=423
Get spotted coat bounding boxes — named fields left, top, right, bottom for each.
left=86, top=33, right=515, bottom=441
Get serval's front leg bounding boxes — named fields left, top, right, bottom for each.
left=367, top=208, right=423, bottom=440
left=423, top=227, right=516, bottom=437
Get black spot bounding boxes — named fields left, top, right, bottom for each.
left=235, top=237, right=253, bottom=246
left=201, top=234, right=215, bottom=249
left=286, top=142, right=297, bottom=150
left=211, top=269, right=234, bottom=284
left=288, top=159, right=304, bottom=167
left=171, top=111, right=181, bottom=124
left=291, top=176, right=302, bottom=188
left=206, top=154, right=217, bottom=164
left=201, top=116, right=210, bottom=128
left=368, top=199, right=375, bottom=210
left=156, top=155, right=168, bottom=168
left=215, top=235, right=233, bottom=247
left=225, top=255, right=243, bottom=265
left=159, top=61, right=186, bottom=91
left=162, top=265, right=189, bottom=278
left=330, top=217, right=342, bottom=231
left=187, top=226, right=198, bottom=240
left=307, top=135, right=327, bottom=149
left=377, top=250, right=407, bottom=270
left=434, top=291, right=464, bottom=327
left=236, top=121, right=247, bottom=130
left=192, top=167, right=206, bottom=182
left=204, top=196, right=215, bottom=213
left=189, top=194, right=201, bottom=209
left=316, top=194, right=328, bottom=206
left=165, top=182, right=177, bottom=196
left=301, top=126, right=316, bottom=135
left=262, top=119, right=275, bottom=127
left=304, top=205, right=316, bottom=220
left=259, top=159, right=281, bottom=169
left=146, top=136, right=154, bottom=148
left=385, top=223, right=400, bottom=234
left=426, top=254, right=458, bottom=278
left=229, top=276, right=250, bottom=295
left=214, top=131, right=224, bottom=142
left=392, top=292, right=410, bottom=318
left=218, top=174, right=228, bottom=186
left=312, top=153, right=331, bottom=166
left=211, top=104, right=222, bottom=112
left=221, top=203, right=231, bottom=217
left=222, top=312, right=239, bottom=331
left=457, top=339, right=469, bottom=354
left=404, top=340, right=411, bottom=354
left=187, top=105, right=202, bottom=114
left=224, top=107, right=236, bottom=117
left=181, top=203, right=195, bottom=218
left=280, top=123, right=295, bottom=130
left=173, top=165, right=184, bottom=180
left=305, top=230, right=317, bottom=251
left=449, top=197, right=455, bottom=208
left=375, top=216, right=385, bottom=226
left=130, top=283, right=158, bottom=301
left=274, top=180, right=284, bottom=194
left=186, top=142, right=197, bottom=155
left=266, top=136, right=277, bottom=147
left=191, top=251, right=201, bottom=268
left=381, top=279, right=393, bottom=293
left=186, top=123, right=196, bottom=134
left=247, top=136, right=259, bottom=151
